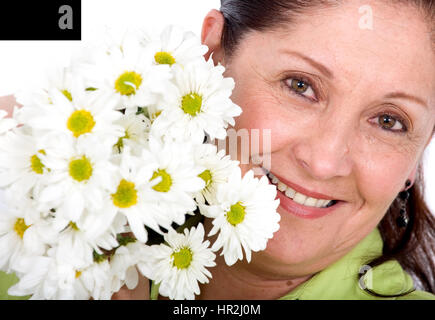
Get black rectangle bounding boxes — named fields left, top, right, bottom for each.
left=0, top=300, right=429, bottom=319
left=0, top=0, right=81, bottom=40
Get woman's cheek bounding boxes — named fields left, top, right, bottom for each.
left=354, top=144, right=413, bottom=216
left=234, top=97, right=299, bottom=152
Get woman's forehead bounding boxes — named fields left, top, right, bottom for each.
left=235, top=1, right=435, bottom=106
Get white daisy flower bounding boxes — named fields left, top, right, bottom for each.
left=7, top=254, right=59, bottom=299
left=0, top=109, right=17, bottom=134
left=46, top=67, right=81, bottom=102
left=15, top=87, right=124, bottom=147
left=3, top=190, right=48, bottom=227
left=36, top=134, right=118, bottom=222
left=194, top=143, right=239, bottom=205
left=145, top=104, right=165, bottom=122
left=107, top=147, right=169, bottom=243
left=200, top=168, right=280, bottom=266
left=78, top=209, right=128, bottom=250
left=110, top=239, right=147, bottom=293
left=0, top=195, right=47, bottom=274
left=137, top=223, right=216, bottom=300
left=130, top=104, right=165, bottom=131
left=77, top=257, right=113, bottom=300
left=54, top=222, right=94, bottom=270
left=151, top=59, right=242, bottom=143
left=142, top=136, right=205, bottom=227
left=80, top=33, right=172, bottom=111
left=113, top=112, right=151, bottom=155
left=99, top=26, right=151, bottom=57
left=150, top=25, right=208, bottom=68
left=48, top=215, right=120, bottom=272
left=13, top=66, right=71, bottom=109
left=0, top=128, right=51, bottom=200
left=8, top=249, right=111, bottom=300
left=14, top=69, right=95, bottom=145
left=16, top=66, right=86, bottom=109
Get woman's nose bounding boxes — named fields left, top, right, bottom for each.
left=291, top=121, right=354, bottom=180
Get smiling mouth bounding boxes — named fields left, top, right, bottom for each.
left=265, top=171, right=338, bottom=209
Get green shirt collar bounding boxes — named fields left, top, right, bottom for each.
left=279, top=228, right=434, bottom=300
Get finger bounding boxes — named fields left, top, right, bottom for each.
left=0, top=95, right=21, bottom=117
left=111, top=272, right=150, bottom=300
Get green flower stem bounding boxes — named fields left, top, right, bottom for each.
left=176, top=211, right=204, bottom=233
left=150, top=281, right=160, bottom=300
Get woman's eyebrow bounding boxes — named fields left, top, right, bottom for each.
left=279, top=50, right=429, bottom=110
left=279, top=50, right=334, bottom=79
left=384, top=92, right=428, bottom=110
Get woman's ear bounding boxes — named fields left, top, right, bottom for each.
left=201, top=9, right=226, bottom=65
left=406, top=164, right=418, bottom=189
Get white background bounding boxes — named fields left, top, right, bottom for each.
left=0, top=0, right=433, bottom=212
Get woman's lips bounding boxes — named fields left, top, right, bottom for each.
left=264, top=172, right=343, bottom=219
left=271, top=172, right=337, bottom=201
left=275, top=189, right=343, bottom=219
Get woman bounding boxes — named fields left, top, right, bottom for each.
left=1, top=0, right=435, bottom=300
left=193, top=0, right=435, bottom=300
left=115, top=0, right=435, bottom=300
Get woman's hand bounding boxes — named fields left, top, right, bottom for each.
left=111, top=272, right=151, bottom=300
left=0, top=95, right=20, bottom=116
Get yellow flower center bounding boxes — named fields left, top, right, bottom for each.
left=69, top=156, right=93, bottom=182
left=154, top=51, right=176, bottom=66
left=226, top=202, right=246, bottom=226
left=75, top=271, right=82, bottom=278
left=115, top=71, right=143, bottom=96
left=61, top=89, right=73, bottom=101
left=172, top=247, right=193, bottom=270
left=14, top=218, right=30, bottom=239
left=181, top=93, right=202, bottom=116
left=114, top=130, right=130, bottom=152
left=69, top=221, right=79, bottom=231
left=198, top=169, right=212, bottom=188
left=30, top=150, right=46, bottom=175
left=152, top=110, right=162, bottom=121
left=67, top=110, right=96, bottom=138
left=112, top=179, right=138, bottom=208
left=150, top=169, right=172, bottom=193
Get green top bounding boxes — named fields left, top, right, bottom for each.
left=1, top=228, right=434, bottom=300
left=279, top=228, right=435, bottom=300
left=0, top=272, right=27, bottom=300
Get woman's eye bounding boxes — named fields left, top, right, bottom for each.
left=285, top=78, right=317, bottom=101
left=376, top=114, right=407, bottom=132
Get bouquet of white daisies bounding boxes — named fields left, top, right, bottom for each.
left=0, top=26, right=280, bottom=300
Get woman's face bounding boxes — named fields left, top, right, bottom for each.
left=204, top=1, right=435, bottom=277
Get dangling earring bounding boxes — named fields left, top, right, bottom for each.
left=396, top=179, right=411, bottom=228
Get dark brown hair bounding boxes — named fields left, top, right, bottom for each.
left=219, top=0, right=435, bottom=294
left=374, top=165, right=435, bottom=293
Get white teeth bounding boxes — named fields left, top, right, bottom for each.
left=304, top=197, right=318, bottom=207
left=317, top=199, right=330, bottom=207
left=267, top=172, right=334, bottom=208
left=277, top=182, right=287, bottom=192
left=284, top=188, right=296, bottom=198
left=293, top=192, right=307, bottom=205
